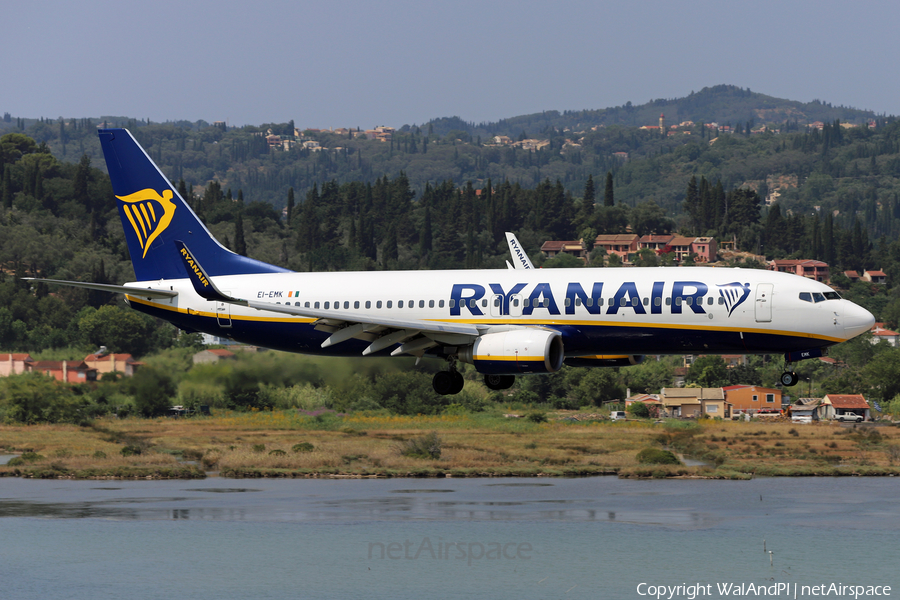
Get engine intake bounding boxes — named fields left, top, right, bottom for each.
left=460, top=329, right=564, bottom=374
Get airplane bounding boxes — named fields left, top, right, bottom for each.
left=28, top=128, right=875, bottom=396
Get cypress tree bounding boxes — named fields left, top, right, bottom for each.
left=234, top=211, right=247, bottom=256
left=286, top=187, right=295, bottom=226
left=603, top=171, right=614, bottom=206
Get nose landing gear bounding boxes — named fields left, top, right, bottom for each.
left=780, top=371, right=799, bottom=387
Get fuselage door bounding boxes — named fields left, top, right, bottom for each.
left=755, top=283, right=773, bottom=323
left=490, top=294, right=503, bottom=318
left=217, top=291, right=232, bottom=328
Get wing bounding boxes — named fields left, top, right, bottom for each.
left=175, top=239, right=483, bottom=357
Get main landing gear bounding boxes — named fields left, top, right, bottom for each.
left=432, top=365, right=464, bottom=395
left=483, top=374, right=515, bottom=391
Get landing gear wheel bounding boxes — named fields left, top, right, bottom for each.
left=432, top=371, right=454, bottom=395
left=433, top=371, right=465, bottom=395
left=449, top=371, right=465, bottom=395
left=484, top=374, right=515, bottom=391
left=780, top=371, right=799, bottom=386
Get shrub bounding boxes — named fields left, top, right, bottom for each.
left=636, top=447, right=681, bottom=465
left=269, top=449, right=286, bottom=456
left=398, top=432, right=442, bottom=459
left=120, top=445, right=142, bottom=456
left=292, top=442, right=315, bottom=453
left=251, top=444, right=266, bottom=453
left=627, top=401, right=650, bottom=419
left=527, top=412, right=548, bottom=423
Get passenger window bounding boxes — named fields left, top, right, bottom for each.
left=523, top=298, right=530, bottom=307
left=409, top=300, right=414, bottom=308
left=285, top=302, right=291, bottom=306
left=376, top=300, right=382, bottom=309
left=344, top=301, right=350, bottom=309
left=324, top=302, right=330, bottom=309
left=620, top=298, right=626, bottom=307
left=387, top=301, right=392, bottom=308
left=813, top=293, right=826, bottom=303
left=276, top=302, right=281, bottom=305
left=654, top=297, right=661, bottom=306
left=685, top=297, right=692, bottom=306
left=586, top=298, right=593, bottom=307
left=439, top=299, right=445, bottom=308
left=675, top=297, right=682, bottom=306
left=666, top=298, right=672, bottom=306
left=429, top=300, right=434, bottom=308
left=575, top=297, right=582, bottom=307
left=597, top=298, right=603, bottom=306
left=632, top=297, right=639, bottom=306
left=643, top=297, right=649, bottom=305
left=354, top=301, right=359, bottom=309
left=470, top=299, right=477, bottom=308
left=718, top=297, right=724, bottom=305
left=565, top=298, right=571, bottom=307
left=494, top=297, right=501, bottom=307
left=448, top=299, right=455, bottom=308
left=543, top=299, right=550, bottom=308
left=305, top=301, right=310, bottom=308
left=419, top=300, right=425, bottom=308
left=481, top=299, right=487, bottom=308
left=365, top=301, right=370, bottom=309
left=799, top=292, right=812, bottom=302
left=398, top=300, right=404, bottom=308
left=707, top=297, right=713, bottom=305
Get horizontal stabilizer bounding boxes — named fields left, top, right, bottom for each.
left=22, top=278, right=178, bottom=299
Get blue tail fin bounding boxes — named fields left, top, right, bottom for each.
left=98, top=128, right=290, bottom=281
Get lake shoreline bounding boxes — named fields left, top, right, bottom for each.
left=2, top=411, right=898, bottom=480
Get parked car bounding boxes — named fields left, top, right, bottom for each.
left=610, top=411, right=627, bottom=421
left=834, top=413, right=864, bottom=423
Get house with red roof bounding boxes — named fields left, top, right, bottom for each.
left=768, top=259, right=830, bottom=282
left=0, top=353, right=34, bottom=377
left=193, top=348, right=238, bottom=365
left=723, top=385, right=782, bottom=414
left=862, top=270, right=887, bottom=284
left=84, top=352, right=141, bottom=377
left=540, top=240, right=587, bottom=263
left=869, top=323, right=899, bottom=347
left=821, top=394, right=870, bottom=421
left=26, top=360, right=97, bottom=383
left=593, top=234, right=639, bottom=260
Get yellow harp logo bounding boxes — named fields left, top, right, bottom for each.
left=117, top=189, right=177, bottom=259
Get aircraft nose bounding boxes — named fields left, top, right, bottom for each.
left=843, top=301, right=875, bottom=339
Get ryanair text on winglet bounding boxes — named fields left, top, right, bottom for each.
left=179, top=247, right=210, bottom=288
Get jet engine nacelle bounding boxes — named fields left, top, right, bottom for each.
left=459, top=329, right=564, bottom=375
left=564, top=355, right=644, bottom=368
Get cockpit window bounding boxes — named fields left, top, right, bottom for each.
left=801, top=291, right=841, bottom=303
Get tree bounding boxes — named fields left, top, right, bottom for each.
left=234, top=211, right=247, bottom=256
left=286, top=187, right=295, bottom=226
left=685, top=355, right=728, bottom=387
left=603, top=171, right=614, bottom=207
left=77, top=305, right=161, bottom=357
left=125, top=366, right=176, bottom=417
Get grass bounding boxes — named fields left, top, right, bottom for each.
left=2, top=409, right=899, bottom=479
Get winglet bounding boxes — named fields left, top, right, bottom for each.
left=505, top=232, right=534, bottom=269
left=175, top=240, right=238, bottom=303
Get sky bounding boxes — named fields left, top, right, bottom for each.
left=6, top=0, right=900, bottom=129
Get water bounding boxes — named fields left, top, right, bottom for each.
left=0, top=477, right=897, bottom=599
